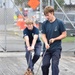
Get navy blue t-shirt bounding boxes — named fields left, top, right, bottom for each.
left=23, top=26, right=41, bottom=44
left=42, top=18, right=66, bottom=50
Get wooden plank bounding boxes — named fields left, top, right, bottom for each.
left=0, top=55, right=75, bottom=75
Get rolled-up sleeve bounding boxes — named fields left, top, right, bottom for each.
left=23, top=29, right=28, bottom=38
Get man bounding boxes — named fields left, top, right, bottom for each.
left=23, top=18, right=42, bottom=75
left=41, top=6, right=67, bottom=75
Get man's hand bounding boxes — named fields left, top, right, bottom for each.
left=27, top=46, right=31, bottom=51
left=45, top=43, right=50, bottom=49
left=49, top=38, right=55, bottom=44
left=30, top=45, right=34, bottom=50
left=27, top=46, right=34, bottom=51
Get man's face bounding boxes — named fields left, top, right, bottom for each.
left=45, top=12, right=53, bottom=21
left=26, top=24, right=33, bottom=30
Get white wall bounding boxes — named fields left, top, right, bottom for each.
left=64, top=0, right=75, bottom=5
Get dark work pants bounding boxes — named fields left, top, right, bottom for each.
left=41, top=49, right=61, bottom=75
left=25, top=42, right=42, bottom=71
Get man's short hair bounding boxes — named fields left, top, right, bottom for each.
left=25, top=18, right=33, bottom=25
left=44, top=6, right=54, bottom=15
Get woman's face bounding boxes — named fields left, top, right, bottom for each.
left=26, top=24, right=33, bottom=30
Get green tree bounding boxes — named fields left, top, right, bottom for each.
left=54, top=0, right=64, bottom=10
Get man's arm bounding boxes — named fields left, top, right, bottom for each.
left=24, top=36, right=30, bottom=49
left=31, top=34, right=38, bottom=49
left=42, top=34, right=50, bottom=49
left=42, top=34, right=48, bottom=45
left=49, top=31, right=67, bottom=43
left=54, top=31, right=67, bottom=40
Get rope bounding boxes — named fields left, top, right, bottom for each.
left=35, top=49, right=47, bottom=75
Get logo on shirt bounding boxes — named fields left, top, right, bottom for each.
left=54, top=26, right=58, bottom=31
left=25, top=34, right=27, bottom=36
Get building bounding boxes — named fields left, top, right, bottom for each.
left=64, top=0, right=75, bottom=12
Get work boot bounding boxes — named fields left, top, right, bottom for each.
left=24, top=68, right=34, bottom=75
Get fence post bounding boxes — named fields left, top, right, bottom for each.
left=4, top=0, right=7, bottom=51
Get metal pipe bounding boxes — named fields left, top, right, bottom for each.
left=11, top=0, right=24, bottom=18
left=39, top=0, right=42, bottom=22
left=54, top=0, right=75, bottom=29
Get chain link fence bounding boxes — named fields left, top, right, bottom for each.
left=0, top=0, right=75, bottom=52
left=0, top=0, right=25, bottom=52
